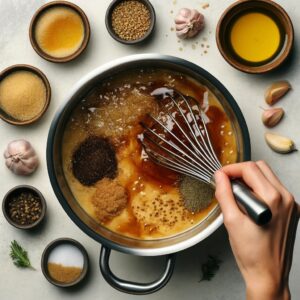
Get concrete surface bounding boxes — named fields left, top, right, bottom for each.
left=0, top=0, right=299, bottom=299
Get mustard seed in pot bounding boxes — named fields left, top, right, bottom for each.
left=111, top=0, right=151, bottom=41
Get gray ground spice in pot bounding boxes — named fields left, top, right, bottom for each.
left=179, top=175, right=214, bottom=213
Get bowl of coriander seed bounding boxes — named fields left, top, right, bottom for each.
left=105, top=0, right=156, bottom=45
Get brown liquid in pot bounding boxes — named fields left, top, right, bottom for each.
left=62, top=69, right=237, bottom=239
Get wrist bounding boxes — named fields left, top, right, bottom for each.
left=246, top=281, right=290, bottom=300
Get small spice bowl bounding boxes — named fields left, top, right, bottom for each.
left=29, top=1, right=90, bottom=63
left=41, top=238, right=89, bottom=288
left=0, top=64, right=51, bottom=126
left=216, top=0, right=294, bottom=74
left=105, top=0, right=156, bottom=45
left=2, top=185, right=47, bottom=229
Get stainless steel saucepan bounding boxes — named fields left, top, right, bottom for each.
left=47, top=54, right=251, bottom=294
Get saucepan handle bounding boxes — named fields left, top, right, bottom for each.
left=99, top=246, right=176, bottom=295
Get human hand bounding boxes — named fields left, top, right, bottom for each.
left=214, top=161, right=299, bottom=300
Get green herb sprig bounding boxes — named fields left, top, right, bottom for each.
left=10, top=240, right=35, bottom=270
left=200, top=255, right=222, bottom=281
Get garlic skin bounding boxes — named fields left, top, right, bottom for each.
left=3, top=139, right=39, bottom=175
left=265, top=81, right=291, bottom=105
left=265, top=133, right=295, bottom=154
left=175, top=8, right=205, bottom=39
left=262, top=107, right=284, bottom=127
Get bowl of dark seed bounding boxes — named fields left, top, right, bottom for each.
left=105, top=0, right=156, bottom=44
left=2, top=185, right=47, bottom=229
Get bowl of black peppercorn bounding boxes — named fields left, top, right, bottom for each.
left=2, top=185, right=47, bottom=229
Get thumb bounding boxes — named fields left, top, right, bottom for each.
left=214, top=170, right=243, bottom=224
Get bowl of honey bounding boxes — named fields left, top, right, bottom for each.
left=216, top=0, right=294, bottom=74
left=29, top=1, right=90, bottom=63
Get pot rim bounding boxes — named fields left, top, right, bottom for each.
left=47, top=54, right=251, bottom=256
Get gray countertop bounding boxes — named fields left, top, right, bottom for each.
left=0, top=0, right=299, bottom=299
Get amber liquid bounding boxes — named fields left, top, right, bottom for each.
left=35, top=7, right=84, bottom=58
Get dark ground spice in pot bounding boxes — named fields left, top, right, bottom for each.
left=72, top=136, right=117, bottom=186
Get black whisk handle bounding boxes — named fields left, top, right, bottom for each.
left=231, top=180, right=272, bottom=226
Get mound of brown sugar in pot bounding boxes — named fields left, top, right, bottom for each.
left=72, top=136, right=117, bottom=186
left=92, top=178, right=128, bottom=222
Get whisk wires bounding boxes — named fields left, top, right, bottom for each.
left=139, top=89, right=222, bottom=185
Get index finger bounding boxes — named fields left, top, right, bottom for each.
left=214, top=170, right=244, bottom=225
left=221, top=162, right=280, bottom=208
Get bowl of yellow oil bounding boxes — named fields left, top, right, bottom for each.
left=216, top=0, right=294, bottom=74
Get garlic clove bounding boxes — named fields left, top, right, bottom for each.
left=265, top=133, right=295, bottom=154
left=265, top=81, right=291, bottom=105
left=176, top=23, right=188, bottom=30
left=261, top=107, right=284, bottom=128
left=10, top=162, right=33, bottom=176
left=175, top=13, right=190, bottom=24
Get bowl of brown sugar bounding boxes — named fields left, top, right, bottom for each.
left=0, top=64, right=51, bottom=126
left=105, top=0, right=156, bottom=44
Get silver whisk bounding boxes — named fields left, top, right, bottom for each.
left=140, top=88, right=272, bottom=226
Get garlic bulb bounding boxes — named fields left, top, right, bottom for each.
left=175, top=8, right=205, bottom=39
left=4, top=139, right=39, bottom=175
